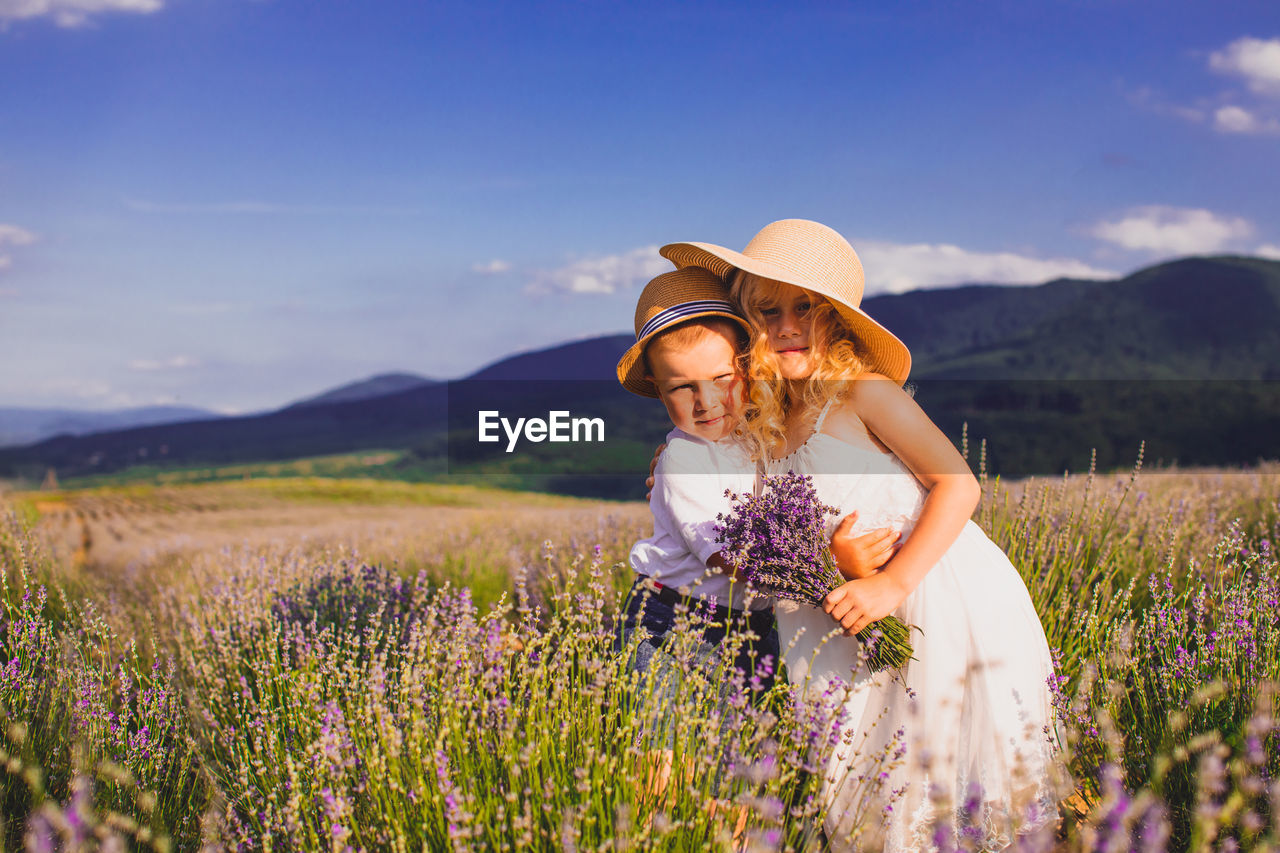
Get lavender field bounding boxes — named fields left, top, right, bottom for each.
left=1, top=462, right=1278, bottom=851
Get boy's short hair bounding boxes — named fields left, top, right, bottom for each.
left=641, top=316, right=749, bottom=380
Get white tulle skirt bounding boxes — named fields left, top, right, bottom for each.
left=776, top=521, right=1060, bottom=851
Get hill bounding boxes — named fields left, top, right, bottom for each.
left=286, top=373, right=436, bottom=408
left=873, top=256, right=1280, bottom=473
left=0, top=384, right=450, bottom=485
left=897, top=257, right=1280, bottom=380
left=468, top=335, right=634, bottom=380
left=0, top=405, right=221, bottom=448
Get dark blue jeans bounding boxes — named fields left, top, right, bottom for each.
left=616, top=578, right=779, bottom=698
left=614, top=578, right=779, bottom=790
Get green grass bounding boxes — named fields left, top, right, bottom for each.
left=54, top=449, right=411, bottom=490
left=236, top=476, right=591, bottom=508
left=6, top=476, right=589, bottom=522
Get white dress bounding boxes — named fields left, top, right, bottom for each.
left=768, top=404, right=1059, bottom=851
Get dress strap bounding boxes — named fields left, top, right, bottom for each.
left=813, top=397, right=837, bottom=434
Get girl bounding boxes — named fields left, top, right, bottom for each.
left=660, top=220, right=1060, bottom=851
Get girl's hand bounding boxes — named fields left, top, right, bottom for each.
left=644, top=442, right=666, bottom=502
left=830, top=511, right=899, bottom=579
left=822, top=572, right=908, bottom=637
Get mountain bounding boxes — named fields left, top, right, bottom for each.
left=863, top=277, right=1102, bottom=373
left=468, top=335, right=634, bottom=380
left=2, top=255, right=1277, bottom=493
left=891, top=257, right=1280, bottom=380
left=287, top=373, right=436, bottom=408
left=0, top=384, right=449, bottom=484
left=0, top=405, right=220, bottom=448
left=867, top=256, right=1280, bottom=474
left=0, top=338, right=647, bottom=484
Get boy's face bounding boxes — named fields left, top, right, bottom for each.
left=646, top=327, right=746, bottom=442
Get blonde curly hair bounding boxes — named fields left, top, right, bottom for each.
left=730, top=271, right=870, bottom=461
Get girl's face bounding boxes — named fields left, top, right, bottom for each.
left=758, top=283, right=817, bottom=380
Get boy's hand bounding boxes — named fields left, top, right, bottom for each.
left=823, top=573, right=908, bottom=637
left=830, top=511, right=899, bottom=579
left=644, top=442, right=666, bottom=502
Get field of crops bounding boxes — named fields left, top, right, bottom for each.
left=1, top=461, right=1278, bottom=851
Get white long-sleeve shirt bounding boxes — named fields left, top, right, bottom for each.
left=629, top=428, right=768, bottom=611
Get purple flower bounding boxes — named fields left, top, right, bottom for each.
left=714, top=472, right=846, bottom=605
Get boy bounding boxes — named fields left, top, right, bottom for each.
left=614, top=266, right=778, bottom=693
left=614, top=267, right=774, bottom=826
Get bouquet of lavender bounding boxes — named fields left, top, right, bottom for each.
left=715, top=471, right=914, bottom=672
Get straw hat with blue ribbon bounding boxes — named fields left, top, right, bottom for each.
left=617, top=266, right=750, bottom=398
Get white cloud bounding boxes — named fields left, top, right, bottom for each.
left=1123, top=85, right=1208, bottom=123
left=1256, top=243, right=1280, bottom=260
left=1128, top=39, right=1280, bottom=138
left=0, top=0, right=162, bottom=28
left=1216, top=105, right=1259, bottom=133
left=525, top=240, right=1114, bottom=297
left=26, top=378, right=129, bottom=405
left=471, top=259, right=512, bottom=275
left=129, top=355, right=200, bottom=372
left=1210, top=36, right=1280, bottom=96
left=1213, top=104, right=1280, bottom=135
left=0, top=225, right=36, bottom=246
left=854, top=241, right=1115, bottom=295
left=0, top=224, right=35, bottom=274
left=527, top=245, right=670, bottom=295
left=1088, top=206, right=1254, bottom=254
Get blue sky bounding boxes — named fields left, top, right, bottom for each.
left=1, top=0, right=1278, bottom=413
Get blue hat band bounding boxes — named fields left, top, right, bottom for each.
left=637, top=299, right=737, bottom=342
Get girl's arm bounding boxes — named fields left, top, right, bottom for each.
left=822, top=374, right=980, bottom=635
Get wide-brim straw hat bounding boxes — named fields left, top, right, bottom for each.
left=617, top=266, right=751, bottom=398
left=660, top=219, right=911, bottom=385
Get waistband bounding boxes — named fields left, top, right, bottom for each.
left=633, top=577, right=774, bottom=630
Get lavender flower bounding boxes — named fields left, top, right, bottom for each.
left=715, top=472, right=915, bottom=671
